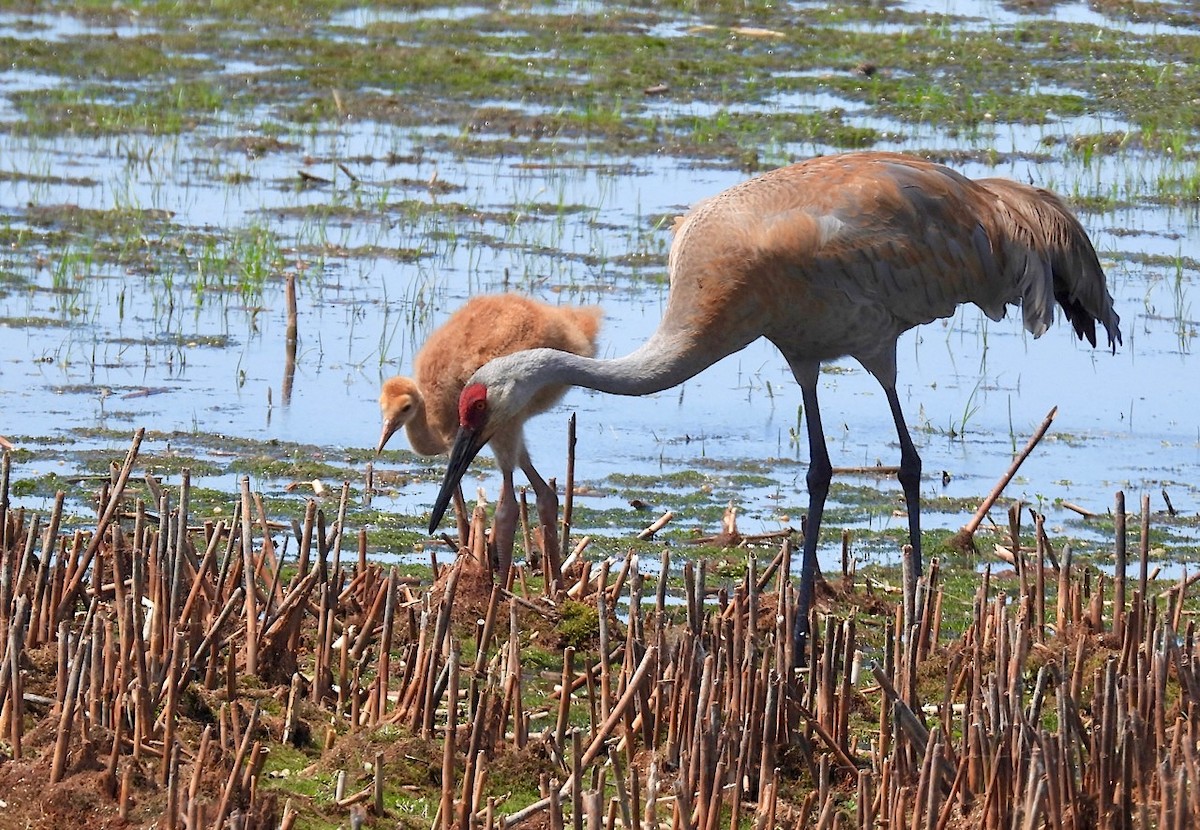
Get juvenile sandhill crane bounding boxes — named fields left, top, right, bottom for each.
left=377, top=294, right=602, bottom=577
left=427, top=152, right=1122, bottom=661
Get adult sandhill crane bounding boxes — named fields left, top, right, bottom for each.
left=377, top=294, right=602, bottom=577
left=428, top=152, right=1122, bottom=661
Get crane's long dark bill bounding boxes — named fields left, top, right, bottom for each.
left=428, top=426, right=487, bottom=534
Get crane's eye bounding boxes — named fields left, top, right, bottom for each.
left=472, top=400, right=485, bottom=412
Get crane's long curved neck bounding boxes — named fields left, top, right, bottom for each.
left=520, top=325, right=746, bottom=397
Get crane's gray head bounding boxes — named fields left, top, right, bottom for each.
left=427, top=354, right=544, bottom=533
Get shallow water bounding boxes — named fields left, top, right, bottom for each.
left=1, top=1, right=1198, bottom=563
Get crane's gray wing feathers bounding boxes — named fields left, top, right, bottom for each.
left=1012, top=247, right=1054, bottom=338
left=668, top=155, right=1121, bottom=357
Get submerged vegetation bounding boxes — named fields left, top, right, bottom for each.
left=1, top=0, right=1199, bottom=159
left=4, top=4, right=1199, bottom=309
left=0, top=0, right=1197, bottom=574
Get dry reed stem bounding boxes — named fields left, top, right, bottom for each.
left=951, top=405, right=1057, bottom=551
left=57, top=429, right=144, bottom=618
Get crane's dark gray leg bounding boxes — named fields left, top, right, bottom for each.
left=794, top=379, right=832, bottom=668
left=883, top=385, right=922, bottom=626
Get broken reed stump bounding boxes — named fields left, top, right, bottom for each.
left=282, top=270, right=298, bottom=405
left=1, top=433, right=1199, bottom=829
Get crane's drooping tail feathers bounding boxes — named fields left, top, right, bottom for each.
left=980, top=178, right=1122, bottom=352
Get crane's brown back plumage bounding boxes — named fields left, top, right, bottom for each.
left=666, top=152, right=1120, bottom=380
left=378, top=294, right=602, bottom=455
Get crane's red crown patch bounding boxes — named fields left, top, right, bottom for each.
left=460, top=383, right=488, bottom=429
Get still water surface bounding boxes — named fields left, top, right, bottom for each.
left=0, top=1, right=1196, bottom=559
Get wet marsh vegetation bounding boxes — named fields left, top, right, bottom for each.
left=3, top=0, right=1200, bottom=827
